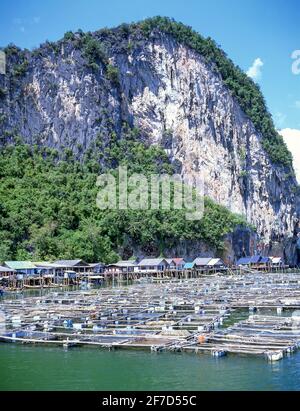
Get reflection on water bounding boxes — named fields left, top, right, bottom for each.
left=0, top=281, right=132, bottom=301
left=1, top=344, right=300, bottom=391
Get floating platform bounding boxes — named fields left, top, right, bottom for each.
left=2, top=272, right=300, bottom=361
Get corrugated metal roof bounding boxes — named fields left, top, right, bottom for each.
left=89, top=262, right=105, bottom=267
left=165, top=259, right=176, bottom=265
left=260, top=257, right=270, bottom=264
left=165, top=258, right=185, bottom=265
left=236, top=257, right=252, bottom=265
left=172, top=258, right=185, bottom=264
left=138, top=258, right=168, bottom=266
left=53, top=260, right=89, bottom=267
left=193, top=258, right=212, bottom=266
left=33, top=262, right=56, bottom=268
left=207, top=258, right=224, bottom=266
left=111, top=261, right=136, bottom=267
left=236, top=255, right=269, bottom=265
left=271, top=257, right=283, bottom=264
left=0, top=265, right=16, bottom=272
left=250, top=255, right=261, bottom=264
left=4, top=261, right=36, bottom=270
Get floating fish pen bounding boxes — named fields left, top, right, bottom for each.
left=2, top=273, right=300, bottom=360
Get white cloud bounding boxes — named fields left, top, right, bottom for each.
left=279, top=128, right=300, bottom=183
left=12, top=16, right=40, bottom=32
left=247, top=58, right=264, bottom=81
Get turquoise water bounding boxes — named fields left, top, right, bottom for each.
left=1, top=344, right=300, bottom=391
left=1, top=286, right=300, bottom=391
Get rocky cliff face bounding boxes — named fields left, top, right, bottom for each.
left=0, top=24, right=299, bottom=262
left=121, top=227, right=258, bottom=266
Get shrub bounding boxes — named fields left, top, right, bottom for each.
left=82, top=34, right=107, bottom=68
left=13, top=60, right=29, bottom=77
left=106, top=64, right=119, bottom=84
left=64, top=31, right=75, bottom=41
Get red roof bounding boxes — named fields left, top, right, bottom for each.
left=172, top=258, right=185, bottom=264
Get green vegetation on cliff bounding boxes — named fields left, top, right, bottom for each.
left=2, top=17, right=293, bottom=169
left=0, top=137, right=248, bottom=263
left=73, top=17, right=290, bottom=168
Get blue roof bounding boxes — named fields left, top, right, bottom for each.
left=184, top=262, right=195, bottom=269
left=260, top=256, right=270, bottom=264
left=236, top=255, right=270, bottom=265
left=250, top=255, right=261, bottom=264
left=236, top=257, right=252, bottom=265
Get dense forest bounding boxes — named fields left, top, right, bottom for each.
left=0, top=134, right=248, bottom=263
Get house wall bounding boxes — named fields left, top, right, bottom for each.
left=0, top=270, right=16, bottom=277
left=139, top=263, right=169, bottom=272
left=106, top=266, right=121, bottom=274
left=106, top=266, right=134, bottom=273
left=91, top=265, right=105, bottom=273
left=16, top=269, right=36, bottom=276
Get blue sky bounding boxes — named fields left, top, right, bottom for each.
left=0, top=0, right=300, bottom=131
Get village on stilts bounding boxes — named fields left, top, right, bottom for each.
left=2, top=255, right=300, bottom=362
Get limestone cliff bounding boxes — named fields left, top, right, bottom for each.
left=0, top=19, right=298, bottom=262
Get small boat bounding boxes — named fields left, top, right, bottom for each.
left=285, top=345, right=296, bottom=354
left=63, top=338, right=79, bottom=349
left=151, top=345, right=163, bottom=352
left=265, top=350, right=283, bottom=361
left=212, top=350, right=227, bottom=357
